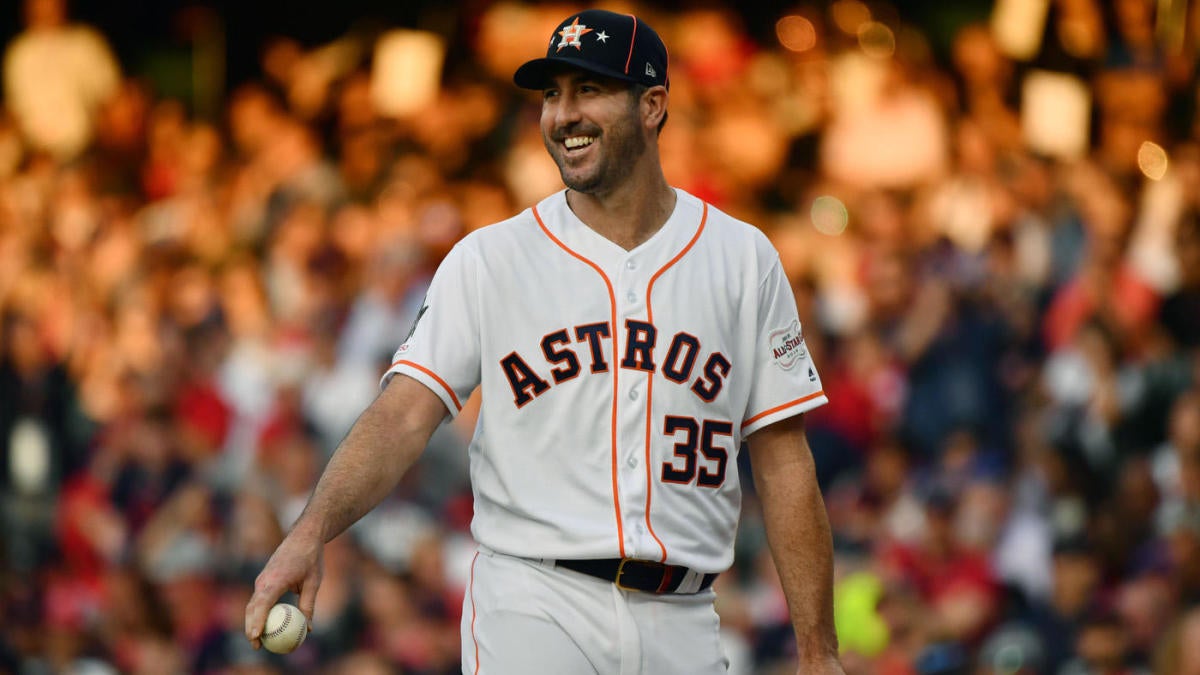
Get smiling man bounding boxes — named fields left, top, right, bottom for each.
left=245, top=9, right=843, bottom=674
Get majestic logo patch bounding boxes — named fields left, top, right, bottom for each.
left=768, top=320, right=807, bottom=371
left=405, top=303, right=428, bottom=341
left=557, top=17, right=593, bottom=51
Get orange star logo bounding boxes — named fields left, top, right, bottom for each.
left=556, top=17, right=593, bottom=51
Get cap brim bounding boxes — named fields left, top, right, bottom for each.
left=513, top=57, right=640, bottom=90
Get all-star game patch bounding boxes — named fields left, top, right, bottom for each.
left=768, top=320, right=807, bottom=371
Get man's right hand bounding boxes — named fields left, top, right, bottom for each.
left=240, top=375, right=448, bottom=649
left=244, top=524, right=325, bottom=650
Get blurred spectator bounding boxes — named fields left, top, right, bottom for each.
left=1115, top=573, right=1175, bottom=668
left=878, top=484, right=1000, bottom=647
left=1152, top=390, right=1200, bottom=504
left=1063, top=598, right=1154, bottom=675
left=1022, top=535, right=1108, bottom=673
left=0, top=308, right=89, bottom=580
left=821, top=53, right=949, bottom=189
left=1044, top=164, right=1159, bottom=353
left=1158, top=208, right=1200, bottom=350
left=1151, top=500, right=1200, bottom=604
left=1154, top=604, right=1200, bottom=675
left=2, top=0, right=120, bottom=160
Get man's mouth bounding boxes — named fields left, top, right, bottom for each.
left=563, top=135, right=596, bottom=151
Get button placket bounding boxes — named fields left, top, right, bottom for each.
left=614, top=252, right=649, bottom=546
left=617, top=254, right=642, bottom=312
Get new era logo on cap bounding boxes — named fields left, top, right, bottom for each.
left=514, top=9, right=669, bottom=90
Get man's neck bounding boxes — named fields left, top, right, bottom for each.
left=565, top=172, right=677, bottom=251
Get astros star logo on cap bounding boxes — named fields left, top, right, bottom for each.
left=556, top=17, right=593, bottom=51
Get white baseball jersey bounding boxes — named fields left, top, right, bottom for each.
left=382, top=188, right=826, bottom=574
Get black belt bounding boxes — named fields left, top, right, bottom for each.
left=556, top=558, right=718, bottom=594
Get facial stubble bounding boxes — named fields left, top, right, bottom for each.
left=546, top=94, right=646, bottom=196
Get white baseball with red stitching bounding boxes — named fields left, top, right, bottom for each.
left=261, top=603, right=307, bottom=654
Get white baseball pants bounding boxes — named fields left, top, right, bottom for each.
left=461, top=548, right=729, bottom=674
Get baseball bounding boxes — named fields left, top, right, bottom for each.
left=261, top=603, right=307, bottom=654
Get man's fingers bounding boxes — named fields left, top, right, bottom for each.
left=297, top=575, right=319, bottom=628
left=244, top=595, right=267, bottom=643
left=244, top=581, right=279, bottom=644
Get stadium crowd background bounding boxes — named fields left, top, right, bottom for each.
left=3, top=0, right=1200, bottom=672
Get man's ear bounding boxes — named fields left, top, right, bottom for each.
left=641, top=86, right=668, bottom=132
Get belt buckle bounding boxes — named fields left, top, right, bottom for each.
left=615, top=559, right=665, bottom=593
left=615, top=559, right=639, bottom=592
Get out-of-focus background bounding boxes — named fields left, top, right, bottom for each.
left=2, top=0, right=1200, bottom=672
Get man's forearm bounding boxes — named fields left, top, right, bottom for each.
left=292, top=376, right=447, bottom=543
left=749, top=416, right=839, bottom=664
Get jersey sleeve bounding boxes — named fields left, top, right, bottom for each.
left=740, top=255, right=828, bottom=436
left=380, top=243, right=481, bottom=418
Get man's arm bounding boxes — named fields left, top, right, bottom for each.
left=244, top=374, right=448, bottom=648
left=746, top=413, right=844, bottom=674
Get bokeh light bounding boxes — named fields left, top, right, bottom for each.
left=857, top=22, right=896, bottom=59
left=1137, top=141, right=1169, bottom=180
left=776, top=15, right=818, bottom=53
left=831, top=0, right=871, bottom=36
left=811, top=195, right=849, bottom=235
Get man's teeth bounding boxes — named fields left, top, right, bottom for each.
left=564, top=136, right=595, bottom=149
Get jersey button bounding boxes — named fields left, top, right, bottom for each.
left=626, top=260, right=636, bottom=270
left=626, top=292, right=637, bottom=303
left=627, top=456, right=638, bottom=468
left=629, top=388, right=639, bottom=400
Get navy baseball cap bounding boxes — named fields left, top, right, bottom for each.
left=514, top=9, right=669, bottom=91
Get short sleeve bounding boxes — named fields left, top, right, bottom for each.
left=380, top=243, right=481, bottom=417
left=740, top=256, right=827, bottom=436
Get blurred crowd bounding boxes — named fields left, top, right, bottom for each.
left=4, top=0, right=1200, bottom=673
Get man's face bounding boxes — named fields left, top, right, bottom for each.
left=540, top=71, right=646, bottom=196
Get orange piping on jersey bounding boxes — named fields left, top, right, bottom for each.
left=389, top=359, right=463, bottom=412
left=643, top=201, right=708, bottom=563
left=469, top=552, right=480, bottom=674
left=624, top=14, right=637, bottom=75
left=533, top=204, right=626, bottom=559
left=742, top=390, right=826, bottom=429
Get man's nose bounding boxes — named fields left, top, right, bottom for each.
left=552, top=93, right=583, bottom=127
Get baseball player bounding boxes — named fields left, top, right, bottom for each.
left=246, top=9, right=843, bottom=674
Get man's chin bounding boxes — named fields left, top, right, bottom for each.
left=561, top=171, right=603, bottom=195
